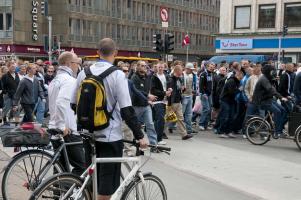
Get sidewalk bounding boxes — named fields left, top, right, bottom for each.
left=0, top=149, right=10, bottom=200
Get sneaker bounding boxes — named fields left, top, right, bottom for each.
left=219, top=134, right=229, bottom=138
left=242, top=134, right=247, bottom=139
left=158, top=140, right=167, bottom=145
left=168, top=129, right=173, bottom=134
left=206, top=126, right=213, bottom=130
left=228, top=133, right=237, bottom=138
left=199, top=126, right=205, bottom=131
left=182, top=134, right=193, bottom=140
left=192, top=121, right=196, bottom=126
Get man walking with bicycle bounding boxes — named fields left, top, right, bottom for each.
left=48, top=51, right=86, bottom=175
left=72, top=38, right=148, bottom=200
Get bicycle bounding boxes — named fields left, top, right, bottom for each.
left=245, top=100, right=301, bottom=150
left=30, top=132, right=171, bottom=200
left=1, top=129, right=82, bottom=200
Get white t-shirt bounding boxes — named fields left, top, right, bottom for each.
left=71, top=61, right=132, bottom=142
left=157, top=73, right=167, bottom=91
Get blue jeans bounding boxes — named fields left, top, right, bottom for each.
left=199, top=94, right=212, bottom=128
left=182, top=96, right=193, bottom=133
left=34, top=98, right=45, bottom=124
left=260, top=101, right=287, bottom=134
left=3, top=95, right=13, bottom=120
left=134, top=106, right=157, bottom=145
left=218, top=100, right=236, bottom=134
left=153, top=103, right=166, bottom=142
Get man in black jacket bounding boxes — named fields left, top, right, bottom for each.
left=198, top=62, right=215, bottom=130
left=151, top=61, right=172, bottom=145
left=278, top=63, right=295, bottom=112
left=167, top=64, right=193, bottom=140
left=252, top=64, right=288, bottom=137
left=294, top=69, right=301, bottom=106
left=13, top=64, right=45, bottom=122
left=218, top=71, right=243, bottom=138
left=131, top=60, right=158, bottom=146
left=2, top=60, right=20, bottom=124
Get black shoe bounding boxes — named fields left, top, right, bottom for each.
left=162, top=134, right=169, bottom=139
left=150, top=147, right=160, bottom=153
left=182, top=134, right=193, bottom=140
left=168, top=129, right=173, bottom=134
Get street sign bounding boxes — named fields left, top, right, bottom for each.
left=160, top=7, right=168, bottom=22
left=167, top=55, right=173, bottom=62
left=162, top=22, right=168, bottom=28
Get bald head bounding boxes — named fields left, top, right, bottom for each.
left=98, top=38, right=117, bottom=57
left=58, top=51, right=76, bottom=66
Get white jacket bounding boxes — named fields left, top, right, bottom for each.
left=48, top=66, right=78, bottom=133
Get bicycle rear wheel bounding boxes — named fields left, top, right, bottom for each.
left=294, top=125, right=301, bottom=150
left=30, top=173, right=91, bottom=200
left=121, top=174, right=167, bottom=200
left=246, top=118, right=271, bottom=145
left=2, top=149, right=64, bottom=200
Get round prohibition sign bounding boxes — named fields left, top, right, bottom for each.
left=160, top=8, right=169, bottom=22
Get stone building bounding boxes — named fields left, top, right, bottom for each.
left=0, top=0, right=220, bottom=61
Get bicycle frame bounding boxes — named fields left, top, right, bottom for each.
left=66, top=155, right=146, bottom=200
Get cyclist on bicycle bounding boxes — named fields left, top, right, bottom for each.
left=252, top=64, right=288, bottom=137
left=72, top=38, right=148, bottom=200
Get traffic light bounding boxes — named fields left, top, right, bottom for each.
left=41, top=0, right=48, bottom=16
left=283, top=25, right=288, bottom=37
left=164, top=33, right=174, bottom=53
left=153, top=34, right=163, bottom=52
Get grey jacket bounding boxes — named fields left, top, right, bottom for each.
left=13, top=76, right=45, bottom=106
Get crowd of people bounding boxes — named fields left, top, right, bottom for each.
left=0, top=38, right=301, bottom=199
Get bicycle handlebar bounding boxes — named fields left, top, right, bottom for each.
left=122, top=139, right=171, bottom=154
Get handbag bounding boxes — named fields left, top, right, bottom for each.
left=165, top=106, right=178, bottom=123
left=1, top=123, right=50, bottom=147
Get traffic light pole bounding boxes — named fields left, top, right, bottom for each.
left=47, top=16, right=52, bottom=62
left=277, top=35, right=282, bottom=67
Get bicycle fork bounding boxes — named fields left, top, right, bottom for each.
left=138, top=172, right=147, bottom=200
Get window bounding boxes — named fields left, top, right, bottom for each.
left=0, top=13, right=3, bottom=30
left=234, top=6, right=251, bottom=29
left=6, top=13, right=12, bottom=30
left=284, top=3, right=301, bottom=27
left=258, top=4, right=276, bottom=28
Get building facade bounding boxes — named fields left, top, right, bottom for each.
left=0, top=0, right=220, bottom=61
left=216, top=0, right=301, bottom=63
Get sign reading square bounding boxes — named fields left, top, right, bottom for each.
left=220, top=39, right=253, bottom=50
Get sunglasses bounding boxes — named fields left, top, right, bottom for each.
left=47, top=70, right=54, bottom=73
left=123, top=70, right=129, bottom=72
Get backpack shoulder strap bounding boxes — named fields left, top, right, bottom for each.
left=98, top=66, right=119, bottom=80
left=84, top=66, right=92, bottom=76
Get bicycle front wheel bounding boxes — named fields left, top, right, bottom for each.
left=246, top=118, right=271, bottom=145
left=30, top=173, right=91, bottom=200
left=2, top=149, right=64, bottom=200
left=121, top=174, right=167, bottom=200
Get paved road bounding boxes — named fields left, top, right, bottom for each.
left=1, top=128, right=301, bottom=200
left=151, top=130, right=301, bottom=200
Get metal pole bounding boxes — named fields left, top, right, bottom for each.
left=47, top=16, right=52, bottom=62
left=277, top=35, right=282, bottom=69
left=186, top=45, right=189, bottom=63
left=58, top=42, right=61, bottom=55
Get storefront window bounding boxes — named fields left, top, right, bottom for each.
left=6, top=13, right=11, bottom=30
left=234, top=6, right=251, bottom=29
left=258, top=4, right=276, bottom=28
left=284, top=3, right=301, bottom=27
